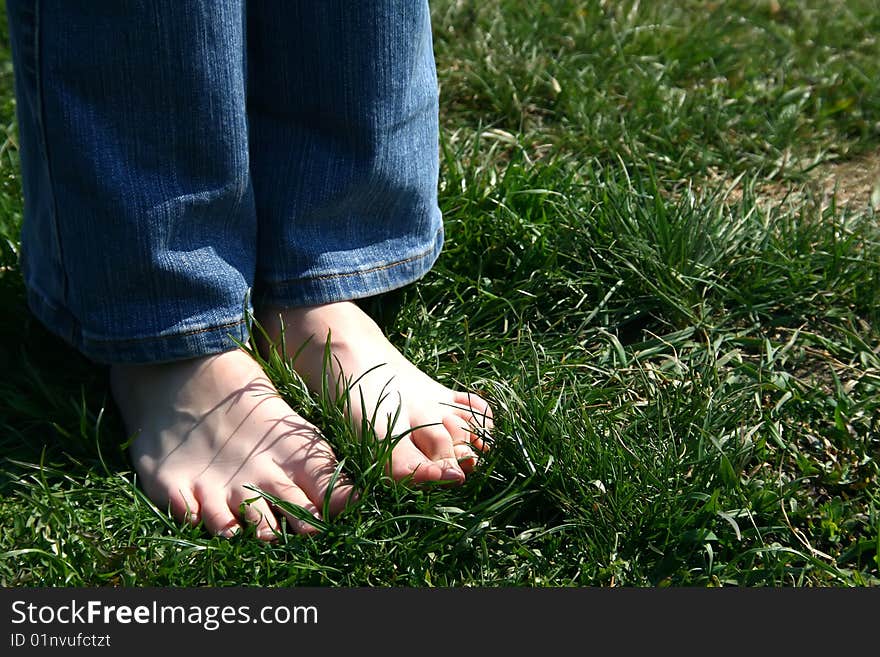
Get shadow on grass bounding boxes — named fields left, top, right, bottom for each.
left=0, top=271, right=124, bottom=493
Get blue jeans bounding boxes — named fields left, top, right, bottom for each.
left=6, top=0, right=443, bottom=364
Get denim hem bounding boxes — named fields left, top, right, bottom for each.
left=257, top=226, right=444, bottom=308
left=26, top=287, right=251, bottom=365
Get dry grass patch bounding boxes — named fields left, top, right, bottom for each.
left=705, top=147, right=880, bottom=212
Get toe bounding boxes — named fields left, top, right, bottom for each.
left=410, top=421, right=455, bottom=461
left=409, top=422, right=465, bottom=482
left=166, top=486, right=201, bottom=526
left=196, top=484, right=242, bottom=538
left=230, top=489, right=279, bottom=541
left=454, top=447, right=478, bottom=474
left=442, top=414, right=480, bottom=473
left=450, top=400, right=493, bottom=452
left=389, top=437, right=450, bottom=483
left=261, top=477, right=323, bottom=535
left=299, top=458, right=358, bottom=518
left=452, top=391, right=494, bottom=429
left=278, top=436, right=357, bottom=518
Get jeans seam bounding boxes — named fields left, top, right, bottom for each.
left=33, top=0, right=69, bottom=308
left=268, top=227, right=442, bottom=285
left=84, top=317, right=248, bottom=345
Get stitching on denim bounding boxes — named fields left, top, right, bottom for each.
left=32, top=0, right=69, bottom=306
left=87, top=317, right=247, bottom=345
left=269, top=227, right=442, bottom=286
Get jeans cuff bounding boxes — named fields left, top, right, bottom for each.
left=26, top=287, right=251, bottom=365
left=256, top=226, right=444, bottom=308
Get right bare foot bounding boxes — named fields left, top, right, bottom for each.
left=255, top=301, right=494, bottom=486
left=110, top=349, right=355, bottom=540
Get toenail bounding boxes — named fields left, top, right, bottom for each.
left=441, top=468, right=464, bottom=481
left=295, top=520, right=319, bottom=535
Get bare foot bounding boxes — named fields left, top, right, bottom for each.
left=255, top=301, right=493, bottom=485
left=110, top=349, right=355, bottom=540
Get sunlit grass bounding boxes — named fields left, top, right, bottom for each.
left=1, top=0, right=878, bottom=587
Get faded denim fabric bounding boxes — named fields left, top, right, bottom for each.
left=6, top=0, right=443, bottom=364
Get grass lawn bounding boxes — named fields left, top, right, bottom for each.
left=0, top=0, right=878, bottom=587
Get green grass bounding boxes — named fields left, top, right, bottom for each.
left=1, top=0, right=878, bottom=587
